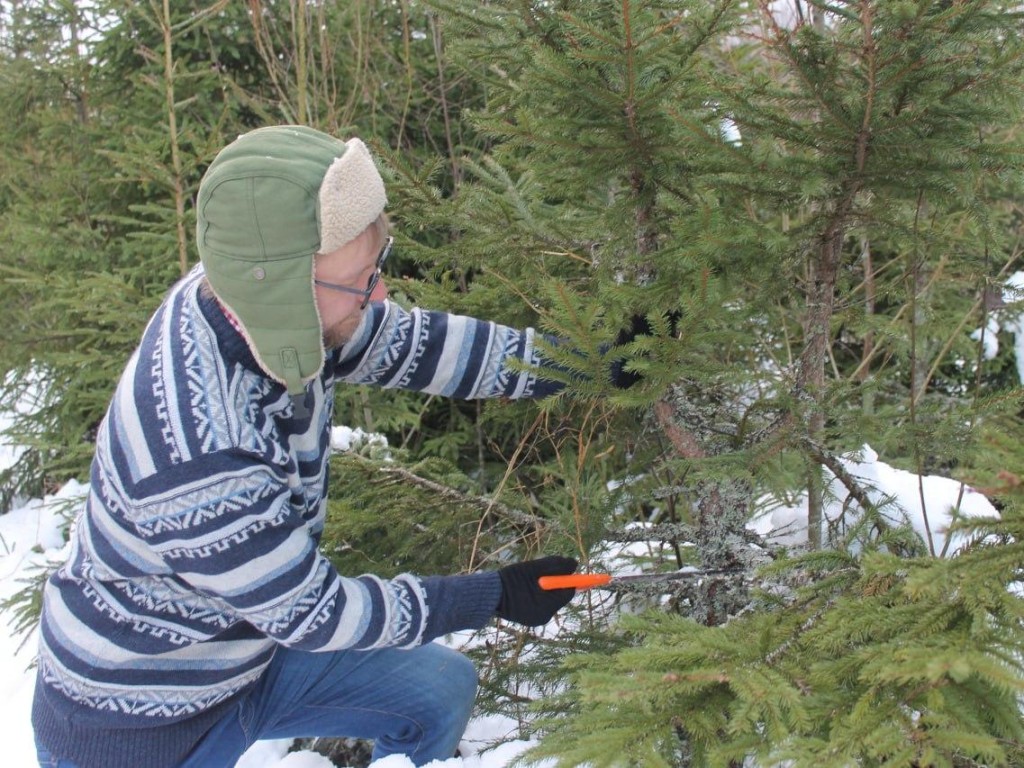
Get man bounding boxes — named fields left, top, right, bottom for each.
left=31, top=126, right=581, bottom=768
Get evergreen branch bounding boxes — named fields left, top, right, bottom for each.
left=801, top=437, right=876, bottom=514
left=650, top=483, right=692, bottom=500
left=602, top=522, right=771, bottom=554
left=762, top=595, right=839, bottom=667
left=376, top=465, right=550, bottom=532
left=602, top=522, right=695, bottom=543
left=605, top=567, right=747, bottom=593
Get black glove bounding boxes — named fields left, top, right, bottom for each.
left=609, top=312, right=680, bottom=389
left=495, top=556, right=579, bottom=627
left=610, top=314, right=654, bottom=389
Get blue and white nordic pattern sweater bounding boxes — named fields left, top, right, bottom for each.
left=32, top=266, right=563, bottom=768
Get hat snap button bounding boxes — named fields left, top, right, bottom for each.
left=252, top=267, right=266, bottom=280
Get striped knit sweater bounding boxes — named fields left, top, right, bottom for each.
left=32, top=266, right=564, bottom=768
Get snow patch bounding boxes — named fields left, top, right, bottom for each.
left=330, top=426, right=390, bottom=454
left=750, top=444, right=997, bottom=555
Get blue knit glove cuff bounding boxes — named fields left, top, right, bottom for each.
left=419, top=571, right=502, bottom=641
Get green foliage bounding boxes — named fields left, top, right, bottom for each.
left=0, top=561, right=55, bottom=656
left=424, top=0, right=1024, bottom=515
left=322, top=450, right=546, bottom=577
left=528, top=508, right=1024, bottom=767
left=420, top=0, right=1024, bottom=761
left=0, top=0, right=486, bottom=509
left=0, top=0, right=253, bottom=508
left=0, top=268, right=164, bottom=503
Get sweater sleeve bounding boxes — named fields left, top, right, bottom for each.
left=134, top=450, right=501, bottom=651
left=329, top=300, right=565, bottom=399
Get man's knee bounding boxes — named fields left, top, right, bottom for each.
left=436, top=649, right=478, bottom=706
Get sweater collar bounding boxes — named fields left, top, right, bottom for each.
left=194, top=280, right=264, bottom=375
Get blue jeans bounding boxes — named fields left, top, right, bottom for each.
left=36, top=642, right=478, bottom=768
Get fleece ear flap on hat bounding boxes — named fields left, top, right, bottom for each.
left=318, top=138, right=388, bottom=254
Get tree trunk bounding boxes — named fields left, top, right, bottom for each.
left=653, top=396, right=755, bottom=626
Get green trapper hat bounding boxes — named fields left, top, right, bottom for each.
left=196, top=125, right=386, bottom=395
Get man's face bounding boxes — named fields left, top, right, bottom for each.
left=314, top=226, right=389, bottom=349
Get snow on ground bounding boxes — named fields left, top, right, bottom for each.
left=749, top=444, right=999, bottom=554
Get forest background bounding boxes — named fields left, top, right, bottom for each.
left=2, top=1, right=1024, bottom=766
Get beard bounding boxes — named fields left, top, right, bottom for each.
left=322, top=314, right=362, bottom=350
left=322, top=324, right=349, bottom=350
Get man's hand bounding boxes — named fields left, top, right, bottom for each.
left=495, top=556, right=579, bottom=627
left=609, top=312, right=679, bottom=389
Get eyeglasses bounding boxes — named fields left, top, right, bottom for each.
left=314, top=236, right=393, bottom=310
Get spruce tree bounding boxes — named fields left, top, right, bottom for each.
left=421, top=0, right=1024, bottom=763
left=0, top=0, right=265, bottom=509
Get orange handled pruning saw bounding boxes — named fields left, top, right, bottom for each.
left=540, top=569, right=741, bottom=593
left=538, top=573, right=614, bottom=591
left=538, top=571, right=715, bottom=591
